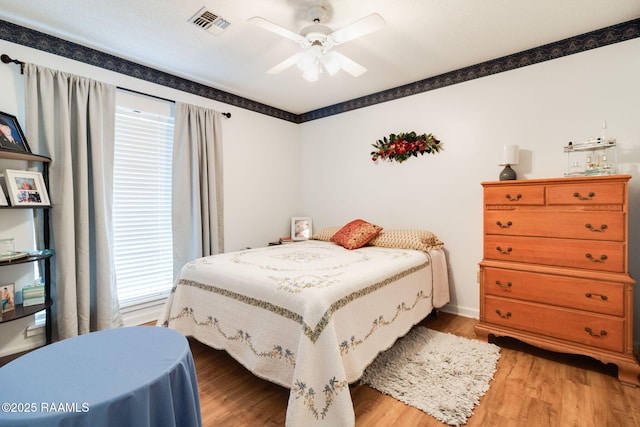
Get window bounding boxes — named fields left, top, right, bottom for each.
left=113, top=97, right=175, bottom=308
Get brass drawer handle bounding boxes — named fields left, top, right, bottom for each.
left=573, top=191, right=595, bottom=201
left=585, top=253, right=608, bottom=263
left=585, top=292, right=608, bottom=301
left=495, top=310, right=512, bottom=319
left=505, top=194, right=522, bottom=202
left=496, top=220, right=513, bottom=229
left=585, top=223, right=608, bottom=233
left=584, top=327, right=607, bottom=338
left=496, top=246, right=512, bottom=255
left=495, top=280, right=512, bottom=291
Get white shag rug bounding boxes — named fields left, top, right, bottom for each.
left=360, top=327, right=501, bottom=426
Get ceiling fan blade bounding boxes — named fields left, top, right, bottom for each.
left=267, top=52, right=305, bottom=74
left=248, top=17, right=306, bottom=44
left=329, top=13, right=386, bottom=45
left=329, top=51, right=368, bottom=77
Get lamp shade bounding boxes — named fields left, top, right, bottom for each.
left=499, top=144, right=519, bottom=165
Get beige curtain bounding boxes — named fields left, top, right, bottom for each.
left=172, top=102, right=224, bottom=278
left=24, top=64, right=122, bottom=340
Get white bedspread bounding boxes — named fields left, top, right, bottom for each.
left=159, top=240, right=449, bottom=426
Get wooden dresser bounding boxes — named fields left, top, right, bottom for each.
left=476, top=175, right=640, bottom=386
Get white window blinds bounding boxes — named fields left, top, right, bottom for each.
left=113, top=105, right=175, bottom=307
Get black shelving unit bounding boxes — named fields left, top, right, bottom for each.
left=0, top=151, right=52, bottom=345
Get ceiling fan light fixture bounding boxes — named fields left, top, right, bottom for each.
left=296, top=51, right=316, bottom=71
left=321, top=51, right=341, bottom=76
left=297, top=44, right=326, bottom=81
left=250, top=9, right=386, bottom=82
left=302, top=63, right=321, bottom=82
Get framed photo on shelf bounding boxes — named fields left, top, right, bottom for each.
left=0, top=183, right=7, bottom=206
left=291, top=217, right=312, bottom=241
left=2, top=283, right=15, bottom=313
left=0, top=111, right=31, bottom=154
left=4, top=169, right=50, bottom=207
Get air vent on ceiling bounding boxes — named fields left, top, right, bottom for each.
left=189, top=7, right=230, bottom=36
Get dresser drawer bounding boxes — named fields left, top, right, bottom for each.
left=484, top=211, right=625, bottom=241
left=484, top=235, right=625, bottom=272
left=547, top=182, right=625, bottom=206
left=484, top=185, right=545, bottom=206
left=483, top=267, right=624, bottom=316
left=485, top=296, right=624, bottom=352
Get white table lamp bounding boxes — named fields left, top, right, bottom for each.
left=499, top=144, right=519, bottom=180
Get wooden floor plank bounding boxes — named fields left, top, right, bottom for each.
left=186, top=312, right=640, bottom=426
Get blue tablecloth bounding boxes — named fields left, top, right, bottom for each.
left=0, top=326, right=201, bottom=427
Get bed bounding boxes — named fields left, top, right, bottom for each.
left=158, top=226, right=450, bottom=426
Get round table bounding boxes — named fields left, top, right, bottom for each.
left=0, top=326, right=201, bottom=427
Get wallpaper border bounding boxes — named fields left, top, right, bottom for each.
left=1, top=18, right=638, bottom=124
left=302, top=18, right=640, bottom=122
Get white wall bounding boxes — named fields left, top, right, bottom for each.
left=300, top=38, right=640, bottom=346
left=1, top=35, right=639, bottom=354
left=0, top=39, right=302, bottom=355
left=0, top=40, right=303, bottom=251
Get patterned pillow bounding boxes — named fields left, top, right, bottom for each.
left=311, top=226, right=342, bottom=241
left=368, top=229, right=444, bottom=252
left=330, top=219, right=383, bottom=250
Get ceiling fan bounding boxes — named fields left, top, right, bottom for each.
left=248, top=5, right=386, bottom=82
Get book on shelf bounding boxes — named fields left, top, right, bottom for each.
left=279, top=237, right=295, bottom=244
left=22, top=285, right=45, bottom=307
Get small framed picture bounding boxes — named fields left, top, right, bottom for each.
left=2, top=283, right=15, bottom=313
left=4, top=169, right=50, bottom=207
left=0, top=183, right=7, bottom=206
left=291, top=217, right=312, bottom=241
left=0, top=111, right=31, bottom=154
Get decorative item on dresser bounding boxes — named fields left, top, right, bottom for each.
left=498, top=144, right=519, bottom=181
left=476, top=175, right=640, bottom=386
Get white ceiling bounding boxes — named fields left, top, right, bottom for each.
left=0, top=0, right=639, bottom=114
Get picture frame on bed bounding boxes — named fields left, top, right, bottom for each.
left=291, top=217, right=312, bottom=240
left=0, top=111, right=31, bottom=154
left=4, top=169, right=50, bottom=207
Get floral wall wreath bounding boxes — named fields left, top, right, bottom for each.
left=371, top=131, right=442, bottom=163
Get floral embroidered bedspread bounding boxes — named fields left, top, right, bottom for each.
left=158, top=240, right=449, bottom=426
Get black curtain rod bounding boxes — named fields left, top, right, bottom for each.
left=1, top=53, right=25, bottom=73
left=117, top=87, right=231, bottom=118
left=118, top=86, right=176, bottom=104
left=1, top=53, right=231, bottom=118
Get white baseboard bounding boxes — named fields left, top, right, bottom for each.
left=439, top=304, right=479, bottom=319
left=0, top=320, right=46, bottom=358
left=120, top=298, right=168, bottom=327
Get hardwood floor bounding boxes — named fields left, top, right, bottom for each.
left=189, top=312, right=640, bottom=426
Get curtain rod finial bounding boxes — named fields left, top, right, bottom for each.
left=1, top=54, right=25, bottom=73
left=1, top=54, right=24, bottom=65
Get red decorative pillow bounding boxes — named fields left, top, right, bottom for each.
left=330, top=219, right=383, bottom=250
